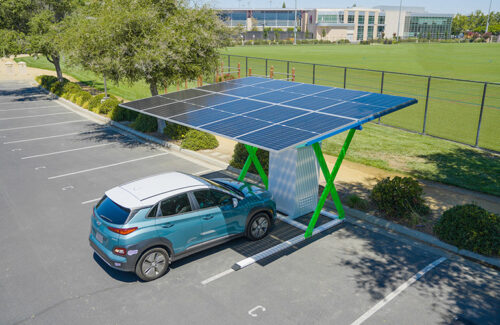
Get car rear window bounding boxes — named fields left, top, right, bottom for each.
left=96, top=195, right=131, bottom=225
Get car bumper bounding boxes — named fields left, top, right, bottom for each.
left=89, top=235, right=135, bottom=272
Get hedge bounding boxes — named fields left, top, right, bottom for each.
left=181, top=130, right=219, bottom=151
left=97, top=98, right=120, bottom=115
left=131, top=113, right=157, bottom=133
left=229, top=143, right=269, bottom=174
left=434, top=204, right=499, bottom=256
left=164, top=122, right=191, bottom=140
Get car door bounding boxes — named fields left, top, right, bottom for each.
left=210, top=189, right=246, bottom=235
left=192, top=189, right=227, bottom=241
left=154, top=193, right=203, bottom=254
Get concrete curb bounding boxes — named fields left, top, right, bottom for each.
left=37, top=85, right=228, bottom=171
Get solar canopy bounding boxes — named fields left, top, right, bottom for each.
left=120, top=77, right=417, bottom=152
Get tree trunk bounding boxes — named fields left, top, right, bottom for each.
left=148, top=80, right=166, bottom=133
left=48, top=54, right=64, bottom=82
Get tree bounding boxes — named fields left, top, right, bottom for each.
left=282, top=1, right=286, bottom=8
left=0, top=29, right=25, bottom=57
left=321, top=29, right=327, bottom=40
left=65, top=0, right=231, bottom=129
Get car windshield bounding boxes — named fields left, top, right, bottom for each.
left=201, top=177, right=244, bottom=197
left=95, top=195, right=131, bottom=225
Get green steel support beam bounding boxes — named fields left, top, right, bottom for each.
left=237, top=144, right=269, bottom=189
left=305, top=128, right=356, bottom=238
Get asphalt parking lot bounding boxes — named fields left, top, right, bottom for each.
left=0, top=81, right=498, bottom=325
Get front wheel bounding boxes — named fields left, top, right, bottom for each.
left=246, top=213, right=271, bottom=241
left=135, top=247, right=170, bottom=281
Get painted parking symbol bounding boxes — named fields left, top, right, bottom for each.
left=248, top=305, right=266, bottom=317
left=11, top=148, right=22, bottom=152
left=35, top=166, right=46, bottom=170
left=62, top=185, right=74, bottom=191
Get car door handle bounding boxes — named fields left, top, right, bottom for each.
left=202, top=215, right=214, bottom=220
left=161, top=223, right=174, bottom=228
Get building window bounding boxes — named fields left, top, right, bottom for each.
left=357, top=25, right=364, bottom=40
left=368, top=15, right=375, bottom=25
left=339, top=13, right=344, bottom=23
left=378, top=15, right=385, bottom=24
left=348, top=12, right=355, bottom=23
left=377, top=25, right=385, bottom=38
left=367, top=26, right=374, bottom=39
left=358, top=15, right=364, bottom=24
left=404, top=15, right=452, bottom=39
left=318, top=15, right=338, bottom=24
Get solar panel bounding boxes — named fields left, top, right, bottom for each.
left=119, top=76, right=417, bottom=152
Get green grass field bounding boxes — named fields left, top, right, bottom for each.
left=14, top=44, right=500, bottom=196
left=223, top=43, right=500, bottom=152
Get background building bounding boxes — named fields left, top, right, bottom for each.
left=219, top=6, right=453, bottom=42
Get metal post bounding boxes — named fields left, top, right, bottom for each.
left=312, top=64, right=316, bottom=84
left=475, top=82, right=488, bottom=147
left=422, top=76, right=431, bottom=134
left=102, top=75, right=109, bottom=100
left=486, top=0, right=493, bottom=33
left=343, top=67, right=347, bottom=88
left=287, top=61, right=290, bottom=80
left=228, top=56, right=230, bottom=73
left=396, top=0, right=402, bottom=42
left=245, top=56, right=248, bottom=77
left=378, top=71, right=385, bottom=123
left=265, top=59, right=268, bottom=77
left=293, top=0, right=297, bottom=45
left=238, top=145, right=268, bottom=189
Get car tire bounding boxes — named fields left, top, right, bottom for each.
left=135, top=247, right=170, bottom=282
left=246, top=212, right=271, bottom=241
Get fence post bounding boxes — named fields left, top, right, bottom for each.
left=265, top=59, right=268, bottom=77
left=238, top=62, right=241, bottom=79
left=200, top=76, right=203, bottom=86
left=185, top=79, right=188, bottom=89
left=292, top=67, right=295, bottom=82
left=228, top=56, right=230, bottom=73
left=343, top=67, right=347, bottom=88
left=270, top=66, right=274, bottom=79
left=176, top=82, right=180, bottom=91
left=287, top=61, right=290, bottom=80
left=221, top=61, right=224, bottom=76
left=245, top=57, right=248, bottom=77
left=475, top=82, right=488, bottom=147
left=164, top=85, right=168, bottom=94
left=312, top=64, right=316, bottom=84
left=378, top=71, right=385, bottom=123
left=249, top=68, right=252, bottom=76
left=422, top=76, right=432, bottom=134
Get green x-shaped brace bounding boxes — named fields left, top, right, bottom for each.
left=304, top=128, right=356, bottom=238
left=237, top=144, right=269, bottom=189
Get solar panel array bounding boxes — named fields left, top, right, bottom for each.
left=120, top=77, right=417, bottom=152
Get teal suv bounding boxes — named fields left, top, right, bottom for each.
left=89, top=172, right=276, bottom=281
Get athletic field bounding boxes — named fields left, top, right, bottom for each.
left=223, top=43, right=500, bottom=152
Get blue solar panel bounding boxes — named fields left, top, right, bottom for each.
left=250, top=90, right=304, bottom=103
left=244, top=105, right=307, bottom=123
left=201, top=116, right=272, bottom=138
left=171, top=108, right=233, bottom=127
left=120, top=77, right=417, bottom=151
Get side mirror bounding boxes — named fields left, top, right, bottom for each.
left=232, top=198, right=239, bottom=208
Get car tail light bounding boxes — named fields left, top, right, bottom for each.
left=113, top=247, right=127, bottom=256
left=107, top=227, right=138, bottom=235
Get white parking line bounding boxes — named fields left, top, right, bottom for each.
left=81, top=198, right=100, bottom=205
left=3, top=132, right=80, bottom=144
left=193, top=169, right=213, bottom=176
left=0, top=119, right=87, bottom=132
left=350, top=257, right=447, bottom=325
left=201, top=269, right=235, bottom=285
left=48, top=152, right=169, bottom=179
left=21, top=143, right=113, bottom=159
left=0, top=112, right=73, bottom=121
left=0, top=105, right=59, bottom=112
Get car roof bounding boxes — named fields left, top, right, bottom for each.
left=105, top=172, right=209, bottom=209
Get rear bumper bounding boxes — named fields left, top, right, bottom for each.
left=89, top=235, right=135, bottom=272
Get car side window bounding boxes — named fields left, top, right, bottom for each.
left=159, top=193, right=192, bottom=217
left=147, top=204, right=158, bottom=218
left=211, top=190, right=233, bottom=207
left=193, top=190, right=217, bottom=209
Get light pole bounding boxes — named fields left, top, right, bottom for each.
left=486, top=0, right=493, bottom=33
left=293, top=0, right=297, bottom=45
left=396, top=0, right=403, bottom=41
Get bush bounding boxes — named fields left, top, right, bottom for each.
left=230, top=143, right=269, bottom=174
left=163, top=122, right=191, bottom=140
left=346, top=194, right=370, bottom=211
left=131, top=113, right=158, bottom=132
left=37, top=75, right=58, bottom=89
left=49, top=81, right=65, bottom=96
left=98, top=98, right=120, bottom=115
left=370, top=176, right=430, bottom=219
left=216, top=73, right=236, bottom=82
left=434, top=204, right=499, bottom=256
left=181, top=130, right=219, bottom=151
left=61, top=82, right=81, bottom=99
left=86, top=94, right=106, bottom=111
left=75, top=91, right=92, bottom=107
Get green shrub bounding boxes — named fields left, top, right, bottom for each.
left=434, top=204, right=499, bottom=256
left=181, top=130, right=219, bottom=151
left=61, top=82, right=81, bottom=99
left=109, top=105, right=128, bottom=121
left=163, top=122, right=191, bottom=140
left=98, top=98, right=120, bottom=115
left=49, top=81, right=65, bottom=95
left=37, top=75, right=58, bottom=89
left=86, top=94, right=106, bottom=111
left=370, top=176, right=430, bottom=219
left=131, top=113, right=157, bottom=132
left=230, top=143, right=269, bottom=174
left=346, top=194, right=370, bottom=211
left=76, top=91, right=92, bottom=107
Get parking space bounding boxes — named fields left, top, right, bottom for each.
left=1, top=82, right=498, bottom=325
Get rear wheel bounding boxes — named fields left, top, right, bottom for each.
left=246, top=212, right=271, bottom=241
left=135, top=247, right=170, bottom=281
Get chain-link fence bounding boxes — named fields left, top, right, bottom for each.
left=221, top=54, right=500, bottom=152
